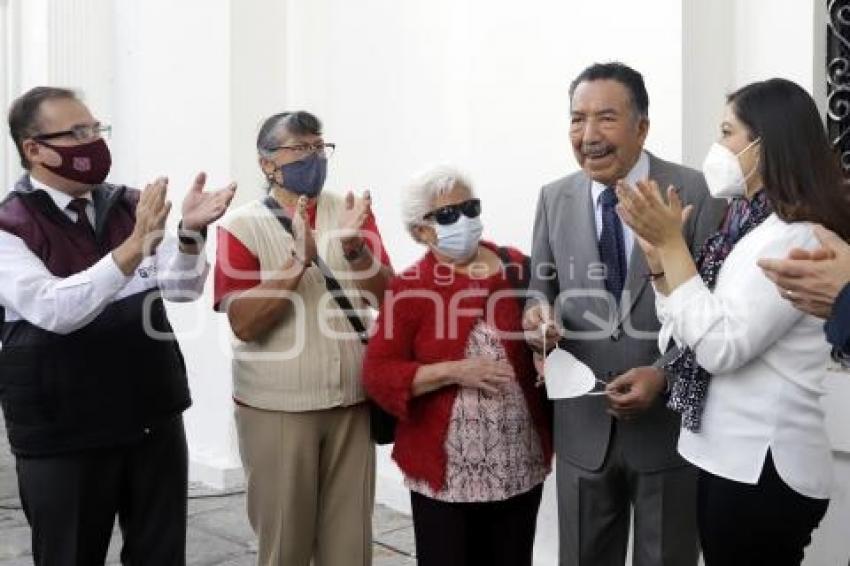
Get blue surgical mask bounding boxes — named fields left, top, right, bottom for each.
left=280, top=153, right=327, bottom=197
left=433, top=214, right=484, bottom=261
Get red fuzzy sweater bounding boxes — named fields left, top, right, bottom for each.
left=361, top=241, right=553, bottom=492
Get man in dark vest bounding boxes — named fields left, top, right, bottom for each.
left=0, top=86, right=236, bottom=564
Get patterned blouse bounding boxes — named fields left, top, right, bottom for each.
left=405, top=320, right=549, bottom=502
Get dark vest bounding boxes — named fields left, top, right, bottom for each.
left=0, top=175, right=191, bottom=456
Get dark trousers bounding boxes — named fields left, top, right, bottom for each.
left=556, top=424, right=699, bottom=566
left=697, top=452, right=829, bottom=566
left=15, top=416, right=188, bottom=566
left=410, top=483, right=543, bottom=566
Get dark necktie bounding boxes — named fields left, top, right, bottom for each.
left=598, top=186, right=627, bottom=303
left=67, top=198, right=94, bottom=235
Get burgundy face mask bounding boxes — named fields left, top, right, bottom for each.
left=36, top=138, right=112, bottom=185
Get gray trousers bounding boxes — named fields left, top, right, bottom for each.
left=556, top=424, right=699, bottom=566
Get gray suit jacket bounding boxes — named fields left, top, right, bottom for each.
left=529, top=152, right=726, bottom=473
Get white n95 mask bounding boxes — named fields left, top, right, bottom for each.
left=544, top=347, right=598, bottom=399
left=701, top=138, right=760, bottom=199
left=539, top=324, right=604, bottom=399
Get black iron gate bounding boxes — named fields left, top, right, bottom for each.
left=828, top=0, right=850, bottom=173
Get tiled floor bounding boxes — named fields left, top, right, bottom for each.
left=0, top=418, right=415, bottom=565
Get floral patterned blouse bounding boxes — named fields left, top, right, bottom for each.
left=405, top=320, right=549, bottom=502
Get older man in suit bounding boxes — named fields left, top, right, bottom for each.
left=524, top=62, right=726, bottom=565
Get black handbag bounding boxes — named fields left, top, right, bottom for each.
left=262, top=197, right=396, bottom=445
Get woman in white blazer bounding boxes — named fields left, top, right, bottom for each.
left=613, top=78, right=850, bottom=565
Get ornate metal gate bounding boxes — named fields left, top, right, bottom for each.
left=828, top=0, right=850, bottom=173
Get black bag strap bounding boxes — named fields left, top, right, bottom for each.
left=497, top=246, right=530, bottom=309
left=263, top=197, right=369, bottom=344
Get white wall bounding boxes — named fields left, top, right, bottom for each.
left=682, top=0, right=828, bottom=166
left=1, top=0, right=111, bottom=189
left=734, top=0, right=826, bottom=104
left=109, top=0, right=245, bottom=487
left=682, top=0, right=736, bottom=169
left=1, top=0, right=45, bottom=188
left=109, top=0, right=297, bottom=488
left=0, top=0, right=20, bottom=188
left=281, top=0, right=684, bottom=272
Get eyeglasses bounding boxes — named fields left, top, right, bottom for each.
left=33, top=123, right=112, bottom=143
left=423, top=198, right=482, bottom=225
left=270, top=142, right=336, bottom=158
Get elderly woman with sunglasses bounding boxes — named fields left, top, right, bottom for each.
left=362, top=166, right=552, bottom=566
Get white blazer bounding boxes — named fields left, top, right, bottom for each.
left=656, top=214, right=833, bottom=499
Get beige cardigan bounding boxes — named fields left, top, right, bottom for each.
left=221, top=193, right=370, bottom=411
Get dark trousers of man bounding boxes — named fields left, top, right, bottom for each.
left=410, top=483, right=543, bottom=566
left=697, top=451, right=829, bottom=566
left=14, top=416, right=188, bottom=566
left=556, top=425, right=700, bottom=566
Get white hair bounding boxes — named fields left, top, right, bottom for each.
left=401, top=165, right=475, bottom=240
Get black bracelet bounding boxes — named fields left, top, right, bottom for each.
left=645, top=271, right=665, bottom=281
left=178, top=220, right=208, bottom=246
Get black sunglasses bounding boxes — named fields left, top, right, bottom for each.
left=423, top=198, right=481, bottom=225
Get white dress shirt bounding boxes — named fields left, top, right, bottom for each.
left=591, top=150, right=649, bottom=266
left=655, top=214, right=833, bottom=499
left=0, top=176, right=209, bottom=335
left=30, top=176, right=96, bottom=226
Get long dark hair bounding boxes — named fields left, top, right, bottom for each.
left=728, top=78, right=850, bottom=240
